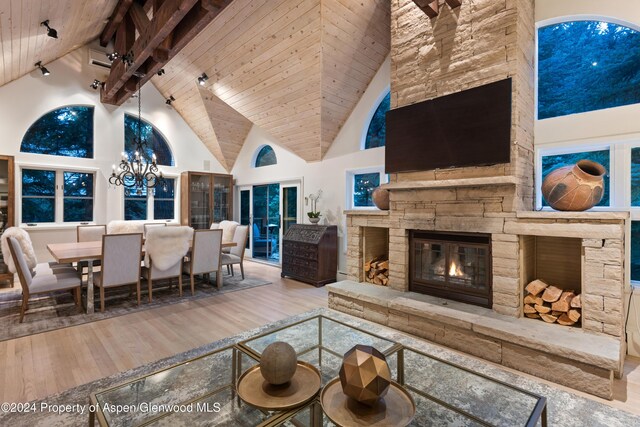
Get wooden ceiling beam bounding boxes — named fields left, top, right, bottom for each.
left=129, top=2, right=151, bottom=34
left=413, top=0, right=439, bottom=18
left=103, top=0, right=233, bottom=105
left=100, top=0, right=135, bottom=46
left=445, top=0, right=462, bottom=8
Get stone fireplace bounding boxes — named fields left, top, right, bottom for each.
left=410, top=230, right=492, bottom=308
left=328, top=0, right=628, bottom=400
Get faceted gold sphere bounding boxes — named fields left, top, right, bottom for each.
left=260, top=341, right=297, bottom=385
left=339, top=345, right=391, bottom=406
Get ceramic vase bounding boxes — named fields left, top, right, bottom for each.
left=372, top=187, right=390, bottom=210
left=541, top=160, right=606, bottom=211
left=309, top=217, right=320, bottom=224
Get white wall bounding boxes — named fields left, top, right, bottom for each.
left=232, top=56, right=390, bottom=274
left=535, top=0, right=640, bottom=355
left=0, top=45, right=225, bottom=260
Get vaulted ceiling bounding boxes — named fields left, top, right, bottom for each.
left=152, top=0, right=390, bottom=170
left=0, top=0, right=118, bottom=87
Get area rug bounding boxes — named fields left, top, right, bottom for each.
left=0, top=274, right=270, bottom=341
left=0, top=308, right=637, bottom=426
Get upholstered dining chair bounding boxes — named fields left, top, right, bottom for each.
left=76, top=224, right=107, bottom=274
left=94, top=233, right=143, bottom=312
left=221, top=225, right=249, bottom=280
left=142, top=226, right=193, bottom=302
left=183, top=229, right=223, bottom=294
left=210, top=221, right=239, bottom=252
left=7, top=237, right=82, bottom=322
left=1, top=227, right=72, bottom=277
left=143, top=222, right=167, bottom=239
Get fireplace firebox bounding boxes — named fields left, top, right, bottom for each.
left=409, top=231, right=492, bottom=308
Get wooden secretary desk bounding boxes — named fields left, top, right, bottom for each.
left=180, top=172, right=233, bottom=229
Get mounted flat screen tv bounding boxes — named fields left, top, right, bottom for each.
left=385, top=78, right=512, bottom=173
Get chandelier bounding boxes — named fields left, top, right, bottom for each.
left=109, top=80, right=164, bottom=195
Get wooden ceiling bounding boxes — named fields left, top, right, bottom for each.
left=0, top=0, right=118, bottom=87
left=152, top=0, right=390, bottom=168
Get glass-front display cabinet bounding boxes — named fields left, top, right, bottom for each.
left=0, top=155, right=14, bottom=287
left=180, top=172, right=233, bottom=229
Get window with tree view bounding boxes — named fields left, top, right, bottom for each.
left=364, top=92, right=390, bottom=149
left=154, top=178, right=175, bottom=220
left=63, top=172, right=93, bottom=222
left=124, top=114, right=174, bottom=166
left=353, top=173, right=380, bottom=207
left=538, top=21, right=640, bottom=120
left=124, top=176, right=147, bottom=220
left=254, top=145, right=277, bottom=167
left=22, top=169, right=55, bottom=223
left=21, top=106, right=94, bottom=158
left=541, top=149, right=610, bottom=207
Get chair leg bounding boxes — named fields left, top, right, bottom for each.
left=137, top=279, right=141, bottom=306
left=231, top=265, right=234, bottom=276
left=190, top=274, right=195, bottom=296
left=19, top=296, right=28, bottom=323
left=100, top=286, right=105, bottom=312
left=217, top=266, right=222, bottom=290
left=178, top=274, right=183, bottom=297
left=226, top=265, right=231, bottom=275
left=240, top=262, right=245, bottom=280
left=75, top=287, right=81, bottom=307
left=148, top=277, right=153, bottom=303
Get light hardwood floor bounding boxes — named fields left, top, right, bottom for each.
left=1, top=260, right=640, bottom=418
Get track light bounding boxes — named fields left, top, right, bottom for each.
left=90, top=79, right=104, bottom=90
left=41, top=20, right=58, bottom=39
left=35, top=61, right=50, bottom=76
left=165, top=95, right=175, bottom=105
left=157, top=68, right=165, bottom=76
left=106, top=52, right=119, bottom=62
left=121, top=52, right=134, bottom=66
left=197, top=72, right=208, bottom=86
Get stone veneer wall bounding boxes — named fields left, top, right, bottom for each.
left=390, top=0, right=535, bottom=210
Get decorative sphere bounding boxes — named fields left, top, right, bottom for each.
left=372, top=187, right=390, bottom=210
left=339, top=345, right=391, bottom=406
left=260, top=342, right=297, bottom=385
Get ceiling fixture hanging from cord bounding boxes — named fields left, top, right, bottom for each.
left=109, top=79, right=165, bottom=195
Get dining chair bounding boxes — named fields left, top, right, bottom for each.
left=183, top=229, right=223, bottom=294
left=221, top=225, right=249, bottom=280
left=142, top=226, right=192, bottom=302
left=7, top=237, right=82, bottom=322
left=94, top=233, right=143, bottom=312
left=1, top=226, right=72, bottom=277
left=143, top=222, right=167, bottom=239
left=76, top=225, right=107, bottom=274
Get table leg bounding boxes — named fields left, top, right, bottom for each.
left=217, top=266, right=222, bottom=290
left=86, top=260, right=94, bottom=314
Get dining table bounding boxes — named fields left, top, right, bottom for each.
left=47, top=240, right=237, bottom=314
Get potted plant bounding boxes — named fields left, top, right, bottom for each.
left=307, top=190, right=323, bottom=224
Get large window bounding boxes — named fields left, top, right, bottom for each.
left=254, top=145, right=277, bottom=167
left=124, top=114, right=174, bottom=166
left=541, top=149, right=610, bottom=207
left=347, top=168, right=386, bottom=209
left=124, top=178, right=175, bottom=221
left=364, top=92, right=390, bottom=149
left=538, top=20, right=640, bottom=120
left=21, top=168, right=94, bottom=224
left=21, top=106, right=94, bottom=158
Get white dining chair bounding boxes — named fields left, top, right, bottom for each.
left=183, top=229, right=223, bottom=294
left=7, top=237, right=82, bottom=322
left=221, top=225, right=249, bottom=280
left=76, top=225, right=107, bottom=274
left=143, top=222, right=167, bottom=239
left=142, top=226, right=192, bottom=301
left=94, top=233, right=143, bottom=312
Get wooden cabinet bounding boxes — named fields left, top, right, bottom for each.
left=281, top=224, right=337, bottom=287
left=180, top=172, right=233, bottom=229
left=0, top=155, right=14, bottom=287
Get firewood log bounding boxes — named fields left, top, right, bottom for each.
left=364, top=262, right=371, bottom=272
left=568, top=309, right=581, bottom=322
left=524, top=304, right=537, bottom=314
left=557, top=314, right=576, bottom=326
left=534, top=303, right=551, bottom=314
left=381, top=277, right=389, bottom=286
left=551, top=291, right=575, bottom=312
left=524, top=294, right=544, bottom=306
left=541, top=285, right=563, bottom=303
left=570, top=294, right=581, bottom=308
left=378, top=260, right=389, bottom=270
left=525, top=313, right=540, bottom=319
left=373, top=277, right=383, bottom=285
left=525, top=279, right=548, bottom=296
left=540, top=313, right=558, bottom=323
left=551, top=310, right=564, bottom=317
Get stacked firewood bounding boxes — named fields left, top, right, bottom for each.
left=364, top=257, right=389, bottom=286
left=523, top=279, right=582, bottom=326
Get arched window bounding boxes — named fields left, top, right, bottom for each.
left=21, top=106, right=94, bottom=158
left=538, top=20, right=640, bottom=120
left=254, top=145, right=277, bottom=167
left=364, top=91, right=390, bottom=149
left=124, top=114, right=174, bottom=166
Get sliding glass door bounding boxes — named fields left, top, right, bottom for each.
left=238, top=182, right=300, bottom=264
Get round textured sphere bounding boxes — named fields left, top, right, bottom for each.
left=541, top=160, right=605, bottom=211
left=372, top=187, right=390, bottom=210
left=339, top=345, right=391, bottom=406
left=260, top=342, right=298, bottom=385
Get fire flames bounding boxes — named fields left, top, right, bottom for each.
left=448, top=258, right=465, bottom=277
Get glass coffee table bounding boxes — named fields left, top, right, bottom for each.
left=90, top=315, right=547, bottom=426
